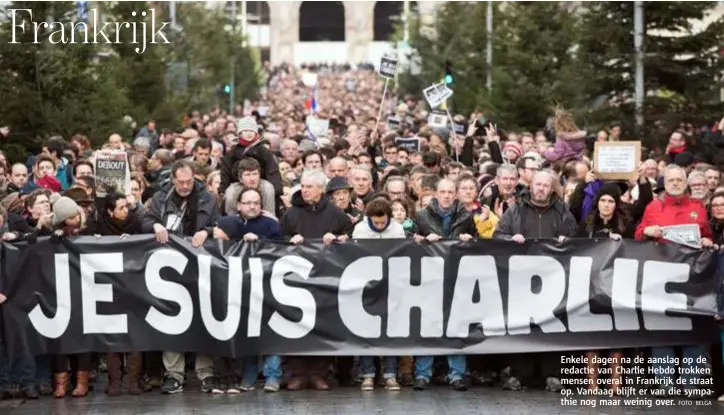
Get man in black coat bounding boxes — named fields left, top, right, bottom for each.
left=219, top=116, right=281, bottom=197
left=280, top=169, right=351, bottom=391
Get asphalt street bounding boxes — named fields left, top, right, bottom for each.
left=4, top=383, right=724, bottom=415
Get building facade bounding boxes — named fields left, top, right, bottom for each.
left=211, top=1, right=442, bottom=65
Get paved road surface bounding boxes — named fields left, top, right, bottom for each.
left=4, top=384, right=724, bottom=415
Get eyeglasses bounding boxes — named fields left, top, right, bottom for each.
left=712, top=204, right=724, bottom=209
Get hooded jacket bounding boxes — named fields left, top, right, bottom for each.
left=543, top=131, right=587, bottom=162
left=493, top=190, right=578, bottom=239
left=416, top=199, right=476, bottom=238
left=352, top=217, right=406, bottom=239
left=220, top=140, right=282, bottom=196
left=224, top=180, right=276, bottom=216
left=280, top=191, right=352, bottom=239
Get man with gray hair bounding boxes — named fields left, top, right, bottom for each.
left=687, top=170, right=708, bottom=202
left=279, top=169, right=351, bottom=391
left=481, top=164, right=522, bottom=216
left=133, top=136, right=151, bottom=157
left=635, top=163, right=712, bottom=394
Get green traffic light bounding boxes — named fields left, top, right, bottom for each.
left=223, top=84, right=231, bottom=93
left=444, top=74, right=454, bottom=84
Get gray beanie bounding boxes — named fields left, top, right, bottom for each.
left=236, top=116, right=259, bottom=135
left=51, top=196, right=80, bottom=227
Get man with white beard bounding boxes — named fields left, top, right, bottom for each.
left=687, top=171, right=710, bottom=205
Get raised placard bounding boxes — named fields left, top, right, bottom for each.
left=593, top=141, right=641, bottom=180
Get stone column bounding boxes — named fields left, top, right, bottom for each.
left=269, top=1, right=301, bottom=65
left=344, top=1, right=374, bottom=64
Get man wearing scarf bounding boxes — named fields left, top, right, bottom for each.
left=141, top=159, right=220, bottom=395
left=413, top=178, right=476, bottom=392
left=219, top=116, right=281, bottom=197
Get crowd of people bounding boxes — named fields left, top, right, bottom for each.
left=0, top=62, right=724, bottom=401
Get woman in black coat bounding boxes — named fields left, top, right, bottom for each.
left=86, top=192, right=146, bottom=396
left=576, top=183, right=632, bottom=394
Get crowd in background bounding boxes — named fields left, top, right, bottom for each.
left=0, top=63, right=723, bottom=400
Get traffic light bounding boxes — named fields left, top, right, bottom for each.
left=223, top=83, right=231, bottom=94
left=443, top=60, right=454, bottom=85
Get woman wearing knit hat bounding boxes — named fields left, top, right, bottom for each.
left=219, top=116, right=282, bottom=198
left=47, top=195, right=93, bottom=398
left=576, top=182, right=635, bottom=395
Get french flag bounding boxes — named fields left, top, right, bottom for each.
left=305, top=86, right=320, bottom=113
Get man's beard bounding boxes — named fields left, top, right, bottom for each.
left=532, top=193, right=549, bottom=205
left=691, top=190, right=708, bottom=200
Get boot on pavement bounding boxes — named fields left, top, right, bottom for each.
left=71, top=371, right=90, bottom=397
left=53, top=372, right=70, bottom=398
left=127, top=353, right=146, bottom=395
left=105, top=353, right=122, bottom=396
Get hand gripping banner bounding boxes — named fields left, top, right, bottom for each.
left=0, top=236, right=719, bottom=359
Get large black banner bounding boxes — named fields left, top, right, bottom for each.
left=0, top=236, right=720, bottom=359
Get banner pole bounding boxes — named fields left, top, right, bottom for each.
left=445, top=106, right=459, bottom=162
left=374, top=78, right=390, bottom=134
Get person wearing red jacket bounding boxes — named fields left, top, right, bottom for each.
left=634, top=164, right=713, bottom=395
left=635, top=165, right=713, bottom=244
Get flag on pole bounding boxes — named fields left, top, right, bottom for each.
left=305, top=86, right=320, bottom=114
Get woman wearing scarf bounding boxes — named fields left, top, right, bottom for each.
left=576, top=183, right=634, bottom=394
left=85, top=192, right=147, bottom=396
left=46, top=195, right=93, bottom=398
left=352, top=197, right=405, bottom=391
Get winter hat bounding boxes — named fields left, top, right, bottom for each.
left=236, top=116, right=259, bottom=135
left=523, top=151, right=543, bottom=167
left=51, top=196, right=80, bottom=227
left=36, top=175, right=61, bottom=193
left=325, top=176, right=353, bottom=195
left=503, top=141, right=523, bottom=159
left=62, top=187, right=94, bottom=204
left=594, top=182, right=622, bottom=208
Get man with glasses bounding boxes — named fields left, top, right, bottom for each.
left=141, top=159, right=220, bottom=395
left=384, top=176, right=408, bottom=201
left=380, top=145, right=399, bottom=169
left=635, top=164, right=713, bottom=395
left=515, top=157, right=538, bottom=189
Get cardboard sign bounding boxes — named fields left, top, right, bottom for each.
left=95, top=150, right=130, bottom=198
left=427, top=111, right=448, bottom=128
left=593, top=141, right=641, bottom=180
left=379, top=56, right=398, bottom=79
left=395, top=137, right=421, bottom=153
left=662, top=224, right=702, bottom=249
left=306, top=116, right=329, bottom=139
left=302, top=72, right=318, bottom=87
left=387, top=117, right=401, bottom=131
left=422, top=82, right=453, bottom=109
left=453, top=122, right=466, bottom=135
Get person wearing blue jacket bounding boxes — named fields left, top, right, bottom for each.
left=212, top=187, right=282, bottom=394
